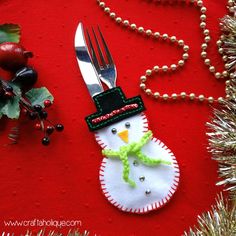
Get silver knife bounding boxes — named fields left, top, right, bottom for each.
left=74, top=22, right=104, bottom=97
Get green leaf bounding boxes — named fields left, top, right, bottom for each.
left=25, top=87, right=54, bottom=108
left=10, top=82, right=22, bottom=95
left=0, top=96, right=20, bottom=119
left=0, top=82, right=21, bottom=119
left=0, top=24, right=21, bottom=43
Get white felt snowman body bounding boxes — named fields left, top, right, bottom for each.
left=95, top=112, right=180, bottom=214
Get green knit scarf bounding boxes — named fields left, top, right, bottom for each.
left=102, top=130, right=171, bottom=187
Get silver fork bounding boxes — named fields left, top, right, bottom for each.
left=86, top=26, right=117, bottom=89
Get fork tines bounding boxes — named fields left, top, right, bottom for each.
left=86, top=26, right=114, bottom=70
left=85, top=25, right=117, bottom=89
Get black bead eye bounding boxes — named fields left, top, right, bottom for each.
left=111, top=128, right=117, bottom=134
left=125, top=122, right=131, bottom=128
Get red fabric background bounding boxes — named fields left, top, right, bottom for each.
left=0, top=0, right=227, bottom=235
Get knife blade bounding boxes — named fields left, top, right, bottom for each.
left=74, top=22, right=104, bottom=97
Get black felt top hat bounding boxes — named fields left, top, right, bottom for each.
left=86, top=87, right=145, bottom=131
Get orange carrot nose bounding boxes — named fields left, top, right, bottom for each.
left=118, top=129, right=129, bottom=143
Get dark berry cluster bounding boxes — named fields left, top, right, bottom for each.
left=24, top=102, right=64, bottom=146
left=0, top=42, right=64, bottom=146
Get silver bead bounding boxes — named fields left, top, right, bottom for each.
left=204, top=58, right=211, bottom=65
left=201, top=7, right=207, bottom=13
left=123, top=20, right=129, bottom=26
left=200, top=14, right=206, bottom=21
left=145, top=89, right=152, bottom=95
left=204, top=36, right=211, bottom=42
left=225, top=63, right=230, bottom=70
left=162, top=34, right=168, bottom=40
left=140, top=76, right=147, bottom=82
left=183, top=45, right=189, bottom=51
left=178, top=60, right=185, bottom=66
left=162, top=94, right=169, bottom=100
left=189, top=93, right=196, bottom=100
left=198, top=94, right=205, bottom=101
left=218, top=97, right=224, bottom=104
left=201, top=51, right=207, bottom=58
left=200, top=22, right=206, bottom=28
left=154, top=92, right=160, bottom=98
left=225, top=80, right=231, bottom=86
left=145, top=189, right=151, bottom=195
left=140, top=83, right=146, bottom=90
left=209, top=66, right=215, bottom=73
left=146, top=69, right=152, bottom=76
left=183, top=53, right=189, bottom=60
left=146, top=29, right=152, bottom=36
left=110, top=12, right=116, bottom=18
left=203, top=29, right=209, bottom=35
left=180, top=92, right=187, bottom=99
left=133, top=160, right=139, bottom=166
left=222, top=71, right=229, bottom=77
left=215, top=72, right=221, bottom=79
left=104, top=7, right=110, bottom=13
left=216, top=40, right=222, bottom=47
left=99, top=1, right=105, bottom=7
left=170, top=36, right=177, bottom=42
left=116, top=17, right=122, bottom=23
left=162, top=65, right=168, bottom=71
left=171, top=64, right=177, bottom=70
left=197, top=1, right=203, bottom=7
left=139, top=176, right=145, bottom=182
left=130, top=23, right=136, bottom=30
left=154, top=32, right=160, bottom=38
left=153, top=66, right=159, bottom=72
left=201, top=43, right=207, bottom=50
left=178, top=40, right=184, bottom=46
left=218, top=48, right=224, bottom=54
left=208, top=97, right=214, bottom=103
left=223, top=55, right=228, bottom=61
left=172, top=93, right=178, bottom=100
left=138, top=27, right=144, bottom=33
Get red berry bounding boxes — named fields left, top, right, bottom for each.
left=35, top=123, right=41, bottom=130
left=22, top=108, right=28, bottom=115
left=4, top=91, right=13, bottom=98
left=44, top=100, right=52, bottom=107
left=0, top=42, right=33, bottom=72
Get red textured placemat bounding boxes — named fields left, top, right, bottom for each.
left=0, top=0, right=225, bottom=235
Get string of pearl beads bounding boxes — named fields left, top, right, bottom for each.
left=97, top=0, right=235, bottom=104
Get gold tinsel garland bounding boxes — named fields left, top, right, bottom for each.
left=184, top=12, right=236, bottom=233
left=184, top=97, right=236, bottom=235
left=184, top=194, right=236, bottom=236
